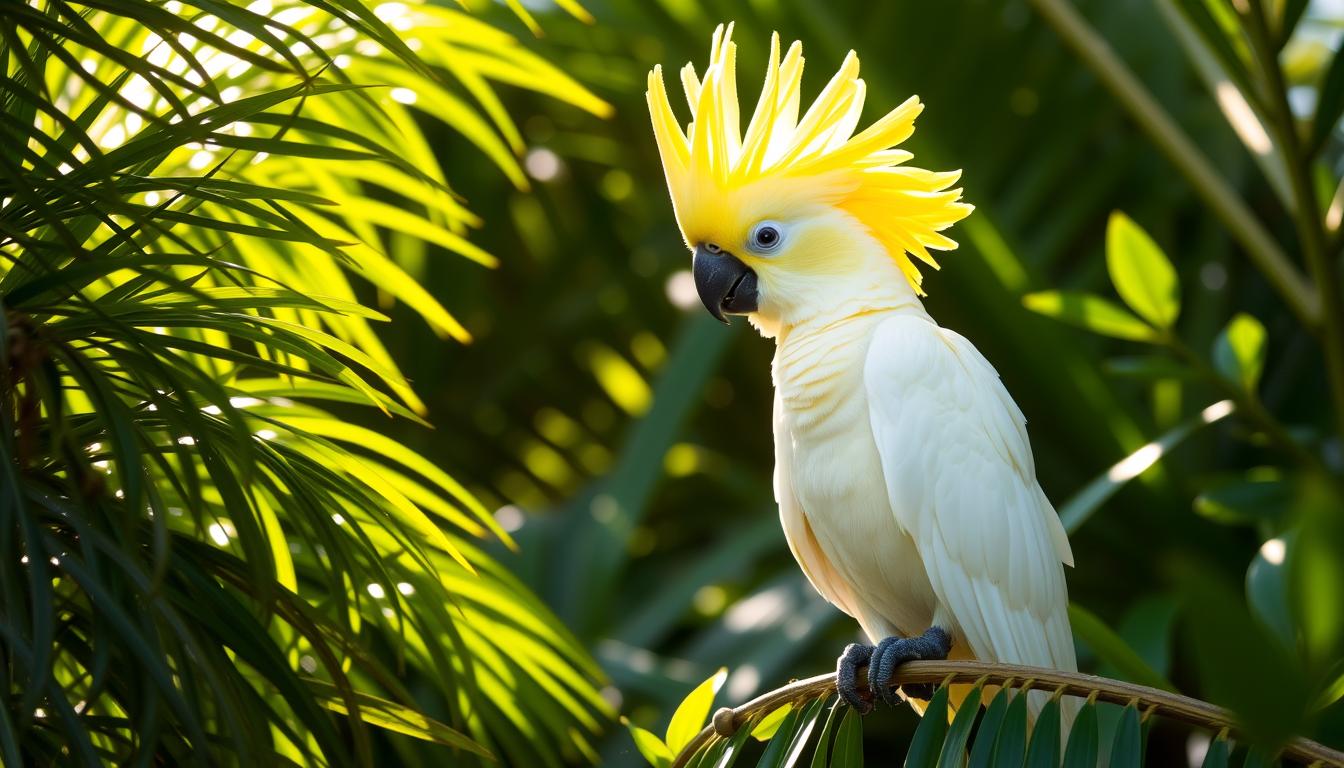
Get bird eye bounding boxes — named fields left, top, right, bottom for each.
left=749, top=221, right=784, bottom=253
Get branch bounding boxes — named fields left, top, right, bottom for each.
left=1026, top=0, right=1321, bottom=332
left=672, top=660, right=1344, bottom=768
left=1243, top=0, right=1344, bottom=447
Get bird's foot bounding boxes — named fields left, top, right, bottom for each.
left=835, top=626, right=952, bottom=712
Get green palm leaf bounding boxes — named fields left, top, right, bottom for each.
left=1, top=0, right=612, bottom=764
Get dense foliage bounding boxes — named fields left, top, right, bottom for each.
left=400, top=0, right=1344, bottom=765
left=0, top=0, right=609, bottom=764
left=7, top=0, right=1344, bottom=766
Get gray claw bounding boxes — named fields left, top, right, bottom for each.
left=867, top=627, right=952, bottom=707
left=835, top=642, right=874, bottom=713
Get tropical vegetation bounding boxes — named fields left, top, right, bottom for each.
left=6, top=0, right=1344, bottom=766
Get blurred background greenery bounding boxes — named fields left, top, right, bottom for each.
left=7, top=0, right=1344, bottom=764
left=394, top=0, right=1344, bottom=763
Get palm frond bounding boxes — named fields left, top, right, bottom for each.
left=1, top=0, right=611, bottom=764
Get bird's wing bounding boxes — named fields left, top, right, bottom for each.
left=864, top=313, right=1075, bottom=673
left=774, top=390, right=863, bottom=620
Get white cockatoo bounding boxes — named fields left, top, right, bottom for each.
left=647, top=26, right=1077, bottom=718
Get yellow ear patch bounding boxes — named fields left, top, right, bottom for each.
left=647, top=24, right=973, bottom=295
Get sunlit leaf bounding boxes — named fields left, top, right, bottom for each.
left=667, top=668, right=728, bottom=753
left=752, top=703, right=795, bottom=742
left=626, top=717, right=675, bottom=768
left=310, top=681, right=492, bottom=756
left=1106, top=212, right=1180, bottom=329
left=1022, top=291, right=1160, bottom=342
left=1212, top=313, right=1267, bottom=392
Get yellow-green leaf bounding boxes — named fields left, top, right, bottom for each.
left=311, top=682, right=493, bottom=758
left=1212, top=312, right=1267, bottom=392
left=1106, top=212, right=1180, bottom=328
left=750, top=702, right=793, bottom=741
left=1023, top=291, right=1160, bottom=342
left=666, top=668, right=726, bottom=753
left=624, top=717, right=674, bottom=768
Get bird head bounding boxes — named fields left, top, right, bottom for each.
left=648, top=25, right=973, bottom=336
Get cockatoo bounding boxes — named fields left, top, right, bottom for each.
left=647, top=26, right=1077, bottom=717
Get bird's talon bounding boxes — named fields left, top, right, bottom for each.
left=835, top=642, right=874, bottom=711
left=846, top=627, right=953, bottom=708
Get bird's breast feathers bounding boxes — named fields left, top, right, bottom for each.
left=773, top=309, right=1076, bottom=678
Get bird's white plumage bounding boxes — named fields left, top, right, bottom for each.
left=771, top=305, right=1076, bottom=721
left=862, top=314, right=1075, bottom=679
left=865, top=313, right=1075, bottom=672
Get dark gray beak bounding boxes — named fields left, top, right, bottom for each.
left=692, top=245, right=758, bottom=324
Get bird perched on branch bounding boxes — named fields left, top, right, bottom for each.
left=647, top=25, right=1078, bottom=720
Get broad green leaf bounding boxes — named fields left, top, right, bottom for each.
left=1024, top=696, right=1061, bottom=768
left=669, top=669, right=731, bottom=753
left=1107, top=704, right=1141, bottom=768
left=968, top=688, right=1011, bottom=768
left=1194, top=476, right=1291, bottom=527
left=1201, top=735, right=1230, bottom=768
left=904, top=684, right=950, bottom=768
left=1022, top=291, right=1159, bottom=342
left=1106, top=212, right=1180, bottom=328
left=625, top=718, right=675, bottom=768
left=1247, top=534, right=1296, bottom=648
left=752, top=703, right=795, bottom=741
left=1061, top=703, right=1099, bottom=768
left=936, top=684, right=983, bottom=768
left=1288, top=481, right=1344, bottom=674
left=991, top=692, right=1029, bottom=768
left=1212, top=313, right=1267, bottom=392
left=1069, top=604, right=1176, bottom=691
left=830, top=707, right=863, bottom=768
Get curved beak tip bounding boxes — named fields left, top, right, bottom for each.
left=691, top=245, right=758, bottom=324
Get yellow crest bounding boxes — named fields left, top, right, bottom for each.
left=647, top=24, right=973, bottom=295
